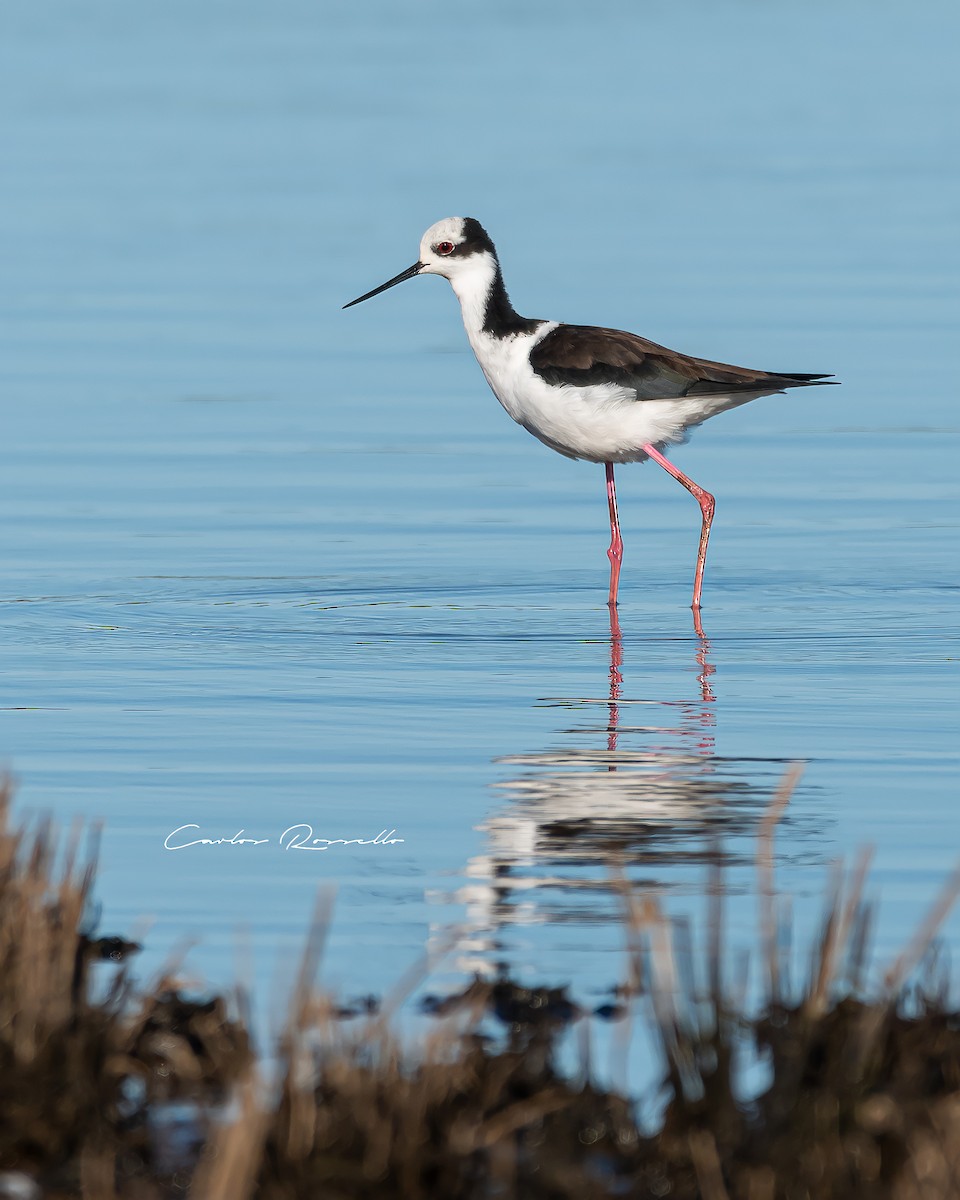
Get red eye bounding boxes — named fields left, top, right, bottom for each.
left=435, top=241, right=455, bottom=256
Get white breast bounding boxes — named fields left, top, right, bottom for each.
left=468, top=324, right=761, bottom=464
left=449, top=262, right=761, bottom=464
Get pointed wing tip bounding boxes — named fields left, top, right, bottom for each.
left=780, top=373, right=839, bottom=387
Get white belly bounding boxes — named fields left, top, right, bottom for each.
left=468, top=325, right=763, bottom=464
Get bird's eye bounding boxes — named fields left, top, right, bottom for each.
left=435, top=241, right=455, bottom=256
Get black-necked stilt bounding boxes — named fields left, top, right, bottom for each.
left=344, top=217, right=834, bottom=618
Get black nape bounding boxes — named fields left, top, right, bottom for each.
left=449, top=218, right=497, bottom=258
left=482, top=268, right=542, bottom=338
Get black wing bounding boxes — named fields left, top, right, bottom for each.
left=529, top=324, right=835, bottom=400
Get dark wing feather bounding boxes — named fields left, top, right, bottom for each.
left=529, top=325, right=835, bottom=400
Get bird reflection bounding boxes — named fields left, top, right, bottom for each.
left=606, top=606, right=714, bottom=763
left=445, top=610, right=778, bottom=972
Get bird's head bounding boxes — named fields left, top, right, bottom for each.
left=343, top=217, right=498, bottom=309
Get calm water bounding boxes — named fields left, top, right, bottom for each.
left=1, top=1, right=958, bottom=1038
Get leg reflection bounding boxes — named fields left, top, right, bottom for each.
left=607, top=603, right=623, bottom=763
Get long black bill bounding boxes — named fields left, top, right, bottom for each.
left=343, top=262, right=423, bottom=309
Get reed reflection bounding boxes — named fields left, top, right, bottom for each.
left=453, top=611, right=787, bottom=969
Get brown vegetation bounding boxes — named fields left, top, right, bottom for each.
left=1, top=773, right=959, bottom=1199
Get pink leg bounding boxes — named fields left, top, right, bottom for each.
left=604, top=462, right=623, bottom=607
left=642, top=443, right=715, bottom=614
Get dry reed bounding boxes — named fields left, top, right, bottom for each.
left=1, top=772, right=959, bottom=1199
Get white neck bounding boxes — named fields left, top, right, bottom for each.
left=447, top=253, right=500, bottom=346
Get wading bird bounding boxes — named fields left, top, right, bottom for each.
left=344, top=218, right=832, bottom=619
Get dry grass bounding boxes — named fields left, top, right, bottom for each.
left=0, top=779, right=250, bottom=1198
left=1, top=771, right=960, bottom=1199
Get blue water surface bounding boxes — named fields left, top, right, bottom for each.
left=1, top=0, right=958, bottom=1055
